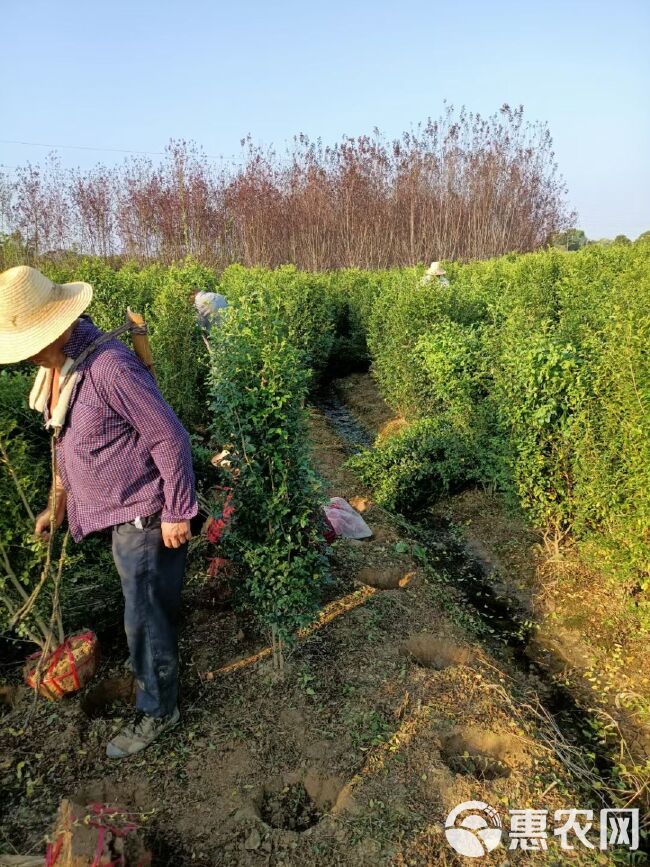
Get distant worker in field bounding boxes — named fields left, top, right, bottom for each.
left=0, top=265, right=197, bottom=760
left=421, top=261, right=450, bottom=287
left=193, top=289, right=228, bottom=332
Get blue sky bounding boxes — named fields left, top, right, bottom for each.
left=2, top=0, right=648, bottom=239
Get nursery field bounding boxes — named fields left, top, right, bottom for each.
left=1, top=241, right=649, bottom=864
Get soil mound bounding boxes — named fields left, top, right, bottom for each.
left=402, top=635, right=472, bottom=669
left=357, top=565, right=415, bottom=590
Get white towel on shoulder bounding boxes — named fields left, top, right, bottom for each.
left=29, top=358, right=79, bottom=433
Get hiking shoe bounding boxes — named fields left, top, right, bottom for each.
left=106, top=706, right=180, bottom=759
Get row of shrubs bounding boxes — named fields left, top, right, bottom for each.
left=1, top=260, right=339, bottom=647
left=347, top=243, right=650, bottom=590
left=36, top=259, right=368, bottom=426
left=1, top=241, right=648, bottom=649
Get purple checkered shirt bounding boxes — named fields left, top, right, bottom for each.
left=51, top=316, right=197, bottom=541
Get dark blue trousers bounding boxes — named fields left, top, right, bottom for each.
left=111, top=513, right=186, bottom=717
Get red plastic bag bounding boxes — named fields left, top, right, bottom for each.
left=322, top=513, right=337, bottom=544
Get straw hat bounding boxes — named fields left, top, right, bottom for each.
left=0, top=265, right=93, bottom=364
left=427, top=261, right=446, bottom=276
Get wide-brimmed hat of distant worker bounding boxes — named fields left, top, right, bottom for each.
left=426, top=261, right=446, bottom=276
left=0, top=265, right=93, bottom=364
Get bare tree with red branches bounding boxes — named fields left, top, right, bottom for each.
left=1, top=105, right=573, bottom=269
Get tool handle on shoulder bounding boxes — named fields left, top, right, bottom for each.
left=127, top=308, right=156, bottom=380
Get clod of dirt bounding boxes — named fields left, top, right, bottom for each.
left=80, top=676, right=136, bottom=719
left=260, top=783, right=321, bottom=832
left=441, top=728, right=530, bottom=780
left=526, top=627, right=595, bottom=673
left=73, top=780, right=151, bottom=809
left=349, top=496, right=372, bottom=514
left=244, top=828, right=262, bottom=850
left=301, top=768, right=345, bottom=812
left=402, top=635, right=472, bottom=670
left=0, top=684, right=23, bottom=714
left=357, top=565, right=415, bottom=590
left=369, top=525, right=398, bottom=545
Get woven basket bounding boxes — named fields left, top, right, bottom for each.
left=24, top=630, right=99, bottom=701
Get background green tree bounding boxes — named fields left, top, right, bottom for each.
left=552, top=228, right=588, bottom=251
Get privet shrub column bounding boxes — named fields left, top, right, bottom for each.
left=148, top=261, right=215, bottom=430
left=209, top=284, right=326, bottom=662
left=218, top=264, right=336, bottom=386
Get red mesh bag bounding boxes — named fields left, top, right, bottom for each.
left=24, top=630, right=99, bottom=701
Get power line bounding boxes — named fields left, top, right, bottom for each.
left=0, top=138, right=238, bottom=161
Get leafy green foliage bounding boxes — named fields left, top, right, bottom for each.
left=348, top=244, right=650, bottom=587
left=208, top=284, right=327, bottom=639
left=147, top=261, right=211, bottom=429
left=493, top=321, right=584, bottom=534
left=42, top=257, right=215, bottom=428
left=366, top=266, right=489, bottom=416
left=568, top=264, right=650, bottom=585
left=218, top=264, right=335, bottom=386
left=323, top=269, right=385, bottom=374
left=42, top=257, right=161, bottom=332
left=0, top=371, right=51, bottom=641
left=0, top=371, right=119, bottom=643
left=347, top=418, right=478, bottom=513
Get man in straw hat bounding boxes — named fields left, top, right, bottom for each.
left=0, top=265, right=197, bottom=759
left=420, top=260, right=450, bottom=287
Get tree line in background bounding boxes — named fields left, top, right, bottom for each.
left=0, top=105, right=574, bottom=269
left=551, top=227, right=650, bottom=251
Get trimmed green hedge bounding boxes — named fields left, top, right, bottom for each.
left=218, top=264, right=336, bottom=384
left=208, top=284, right=327, bottom=641
left=346, top=243, right=650, bottom=588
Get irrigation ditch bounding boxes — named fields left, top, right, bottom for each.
left=315, top=378, right=634, bottom=823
